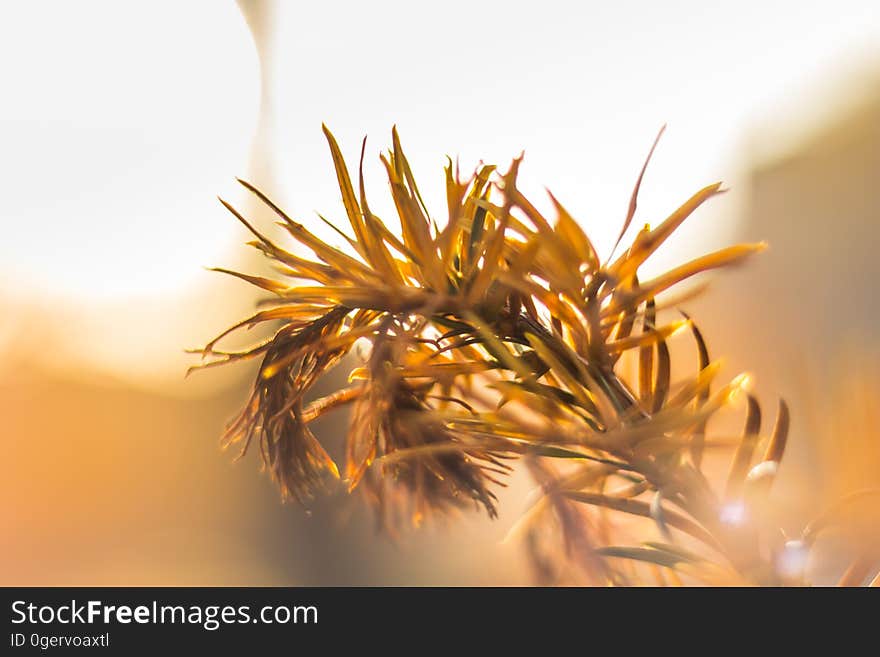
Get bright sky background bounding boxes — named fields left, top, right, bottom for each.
left=264, top=0, right=880, bottom=273
left=0, top=0, right=878, bottom=384
left=0, top=1, right=259, bottom=301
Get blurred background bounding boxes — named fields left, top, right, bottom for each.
left=1, top=0, right=878, bottom=585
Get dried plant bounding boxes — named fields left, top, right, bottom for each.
left=191, top=125, right=877, bottom=586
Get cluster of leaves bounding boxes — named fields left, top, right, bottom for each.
left=193, top=126, right=814, bottom=585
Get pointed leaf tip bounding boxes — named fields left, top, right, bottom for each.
left=610, top=124, right=667, bottom=260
